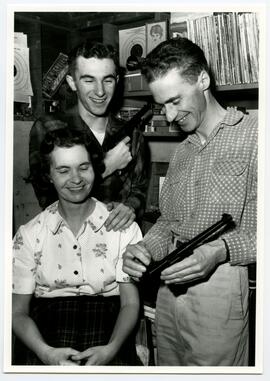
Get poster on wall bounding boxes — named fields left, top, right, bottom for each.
left=119, top=25, right=146, bottom=68
left=14, top=32, right=33, bottom=103
left=146, top=21, right=167, bottom=54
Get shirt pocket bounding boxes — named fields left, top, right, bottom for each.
left=210, top=160, right=248, bottom=204
left=168, top=167, right=189, bottom=207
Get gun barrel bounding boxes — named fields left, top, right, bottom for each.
left=147, top=214, right=233, bottom=277
left=125, top=103, right=153, bottom=132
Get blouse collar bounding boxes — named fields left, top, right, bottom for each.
left=46, top=199, right=110, bottom=234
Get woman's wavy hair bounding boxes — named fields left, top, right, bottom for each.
left=39, top=127, right=95, bottom=188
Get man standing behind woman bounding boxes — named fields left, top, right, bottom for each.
left=29, top=40, right=148, bottom=232
left=123, top=37, right=257, bottom=366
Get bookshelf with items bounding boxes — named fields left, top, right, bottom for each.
left=120, top=11, right=260, bottom=244
left=122, top=11, right=259, bottom=139
left=13, top=8, right=259, bottom=249
left=186, top=12, right=259, bottom=86
left=124, top=13, right=259, bottom=253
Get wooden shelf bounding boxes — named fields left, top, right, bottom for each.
left=216, top=82, right=258, bottom=92
left=124, top=90, right=153, bottom=97
left=123, top=76, right=258, bottom=97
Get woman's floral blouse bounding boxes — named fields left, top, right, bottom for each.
left=13, top=199, right=142, bottom=297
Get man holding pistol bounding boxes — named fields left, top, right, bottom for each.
left=123, top=37, right=257, bottom=366
left=29, top=40, right=148, bottom=231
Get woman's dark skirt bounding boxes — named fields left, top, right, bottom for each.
left=13, top=295, right=140, bottom=366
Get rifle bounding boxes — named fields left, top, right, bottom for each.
left=140, top=214, right=234, bottom=305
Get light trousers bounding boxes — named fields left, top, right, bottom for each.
left=155, top=263, right=249, bottom=366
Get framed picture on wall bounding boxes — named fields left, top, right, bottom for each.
left=146, top=20, right=167, bottom=54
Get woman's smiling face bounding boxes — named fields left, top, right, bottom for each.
left=49, top=144, right=95, bottom=205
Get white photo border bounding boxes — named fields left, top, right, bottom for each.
left=2, top=1, right=268, bottom=378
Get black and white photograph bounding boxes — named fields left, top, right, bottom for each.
left=1, top=1, right=268, bottom=378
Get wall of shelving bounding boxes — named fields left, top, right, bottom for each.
left=13, top=10, right=259, bottom=224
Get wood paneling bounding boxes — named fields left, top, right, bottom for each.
left=13, top=121, right=41, bottom=234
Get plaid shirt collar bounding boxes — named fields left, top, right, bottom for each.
left=186, top=107, right=244, bottom=147
left=46, top=199, right=109, bottom=234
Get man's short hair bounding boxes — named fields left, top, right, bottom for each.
left=141, top=37, right=210, bottom=84
left=68, top=40, right=119, bottom=77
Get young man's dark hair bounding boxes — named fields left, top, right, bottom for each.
left=68, top=40, right=120, bottom=77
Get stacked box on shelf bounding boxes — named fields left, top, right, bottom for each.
left=124, top=70, right=149, bottom=92
left=119, top=106, right=141, bottom=121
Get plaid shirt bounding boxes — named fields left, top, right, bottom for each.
left=29, top=106, right=148, bottom=219
left=144, top=108, right=257, bottom=265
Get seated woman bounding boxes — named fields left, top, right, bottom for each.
left=12, top=128, right=142, bottom=366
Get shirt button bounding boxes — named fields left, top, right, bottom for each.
left=73, top=245, right=77, bottom=250
left=74, top=270, right=79, bottom=275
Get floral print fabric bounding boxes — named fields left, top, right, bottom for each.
left=13, top=199, right=142, bottom=297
